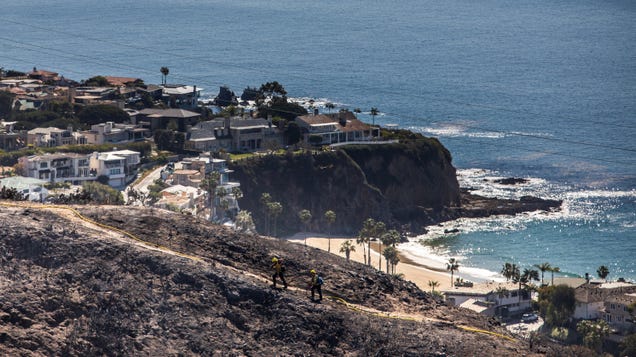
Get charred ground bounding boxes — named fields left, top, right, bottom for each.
left=0, top=203, right=575, bottom=356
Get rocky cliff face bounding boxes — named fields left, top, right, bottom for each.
left=231, top=140, right=460, bottom=235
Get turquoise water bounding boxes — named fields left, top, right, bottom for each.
left=2, top=0, right=634, bottom=280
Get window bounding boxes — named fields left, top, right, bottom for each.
left=110, top=168, right=121, bottom=175
left=40, top=162, right=48, bottom=168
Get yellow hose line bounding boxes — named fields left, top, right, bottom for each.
left=0, top=201, right=203, bottom=263
left=327, top=295, right=514, bottom=341
left=458, top=326, right=516, bottom=341
left=327, top=295, right=418, bottom=322
left=1, top=200, right=515, bottom=342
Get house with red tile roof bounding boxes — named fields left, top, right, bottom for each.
left=104, top=76, right=141, bottom=87
left=27, top=67, right=59, bottom=82
left=296, top=111, right=380, bottom=146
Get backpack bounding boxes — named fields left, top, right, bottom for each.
left=317, top=276, right=324, bottom=285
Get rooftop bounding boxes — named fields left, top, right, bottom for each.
left=139, top=108, right=200, bottom=119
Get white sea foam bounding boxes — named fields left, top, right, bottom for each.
left=399, top=168, right=635, bottom=282
left=399, top=241, right=506, bottom=282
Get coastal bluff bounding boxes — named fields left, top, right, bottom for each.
left=231, top=140, right=561, bottom=236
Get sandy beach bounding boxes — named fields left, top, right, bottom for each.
left=286, top=234, right=453, bottom=291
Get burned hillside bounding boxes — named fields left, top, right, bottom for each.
left=0, top=203, right=575, bottom=356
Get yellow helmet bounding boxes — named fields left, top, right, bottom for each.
left=310, top=269, right=316, bottom=274
left=271, top=257, right=278, bottom=263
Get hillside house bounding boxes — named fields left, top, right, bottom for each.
left=442, top=281, right=532, bottom=319
left=603, top=292, right=636, bottom=334
left=19, top=153, right=94, bottom=185
left=572, top=280, right=636, bottom=320
left=80, top=122, right=149, bottom=145
left=296, top=112, right=380, bottom=146
left=137, top=108, right=201, bottom=132
left=156, top=185, right=206, bottom=214
left=19, top=150, right=140, bottom=188
left=161, top=84, right=202, bottom=109
left=27, top=68, right=59, bottom=82
left=0, top=176, right=48, bottom=201
left=185, top=116, right=282, bottom=153
left=89, top=150, right=141, bottom=187
left=0, top=120, right=26, bottom=151
left=27, top=127, right=87, bottom=147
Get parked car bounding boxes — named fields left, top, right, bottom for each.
left=521, top=313, right=539, bottom=323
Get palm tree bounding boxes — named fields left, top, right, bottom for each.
left=382, top=246, right=399, bottom=274
left=597, top=265, right=610, bottom=281
left=428, top=280, right=440, bottom=293
left=339, top=240, right=356, bottom=262
left=216, top=187, right=228, bottom=220
left=534, top=262, right=552, bottom=286
left=370, top=107, right=379, bottom=126
left=357, top=218, right=376, bottom=266
left=389, top=250, right=400, bottom=274
left=260, top=193, right=272, bottom=235
left=235, top=210, right=255, bottom=233
left=199, top=171, right=220, bottom=221
left=515, top=268, right=539, bottom=304
left=501, top=262, right=519, bottom=282
left=160, top=66, right=169, bottom=85
left=325, top=102, right=335, bottom=113
left=268, top=201, right=283, bottom=237
left=550, top=266, right=560, bottom=285
left=380, top=229, right=400, bottom=271
left=447, top=258, right=460, bottom=287
left=298, top=209, right=312, bottom=245
left=324, top=210, right=336, bottom=252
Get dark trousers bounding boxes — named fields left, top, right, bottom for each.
left=311, top=285, right=322, bottom=300
left=273, top=272, right=287, bottom=288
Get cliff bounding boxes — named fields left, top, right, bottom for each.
left=230, top=140, right=560, bottom=236
left=0, top=203, right=575, bottom=356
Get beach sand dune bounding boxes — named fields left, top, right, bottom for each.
left=285, top=234, right=453, bottom=291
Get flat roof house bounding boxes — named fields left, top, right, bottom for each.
left=442, top=281, right=532, bottom=319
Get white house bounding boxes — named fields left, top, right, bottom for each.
left=27, top=127, right=87, bottom=147
left=442, top=281, right=532, bottom=319
left=573, top=281, right=636, bottom=321
left=19, top=150, right=140, bottom=188
left=89, top=150, right=140, bottom=187
left=81, top=122, right=149, bottom=145
left=296, top=112, right=380, bottom=146
left=156, top=185, right=206, bottom=214
left=20, top=153, right=93, bottom=184
left=0, top=176, right=48, bottom=201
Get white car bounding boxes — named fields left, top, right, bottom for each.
left=521, top=313, right=539, bottom=323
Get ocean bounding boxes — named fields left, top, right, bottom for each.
left=2, top=0, right=635, bottom=281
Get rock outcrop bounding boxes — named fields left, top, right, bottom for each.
left=231, top=140, right=561, bottom=236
